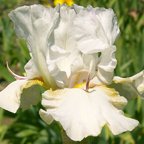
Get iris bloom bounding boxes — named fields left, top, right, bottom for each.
left=0, top=4, right=144, bottom=141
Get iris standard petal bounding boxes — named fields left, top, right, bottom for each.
left=73, top=6, right=119, bottom=54
left=46, top=5, right=84, bottom=87
left=74, top=8, right=108, bottom=54
left=0, top=80, right=27, bottom=113
left=95, top=8, right=120, bottom=45
left=97, top=46, right=117, bottom=84
left=53, top=5, right=76, bottom=52
left=40, top=87, right=138, bottom=141
left=90, top=87, right=138, bottom=135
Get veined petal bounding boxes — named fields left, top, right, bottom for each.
left=40, top=87, right=138, bottom=141
left=97, top=46, right=117, bottom=84
left=112, top=70, right=144, bottom=99
left=0, top=80, right=27, bottom=113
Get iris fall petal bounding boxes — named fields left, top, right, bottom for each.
left=0, top=80, right=28, bottom=113
left=40, top=87, right=138, bottom=141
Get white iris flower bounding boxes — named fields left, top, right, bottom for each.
left=0, top=4, right=143, bottom=141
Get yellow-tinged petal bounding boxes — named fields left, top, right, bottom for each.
left=40, top=87, right=138, bottom=141
left=0, top=78, right=44, bottom=113
left=0, top=80, right=28, bottom=113
left=98, top=85, right=128, bottom=109
left=23, top=79, right=45, bottom=89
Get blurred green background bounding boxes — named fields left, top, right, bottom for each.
left=0, top=0, right=144, bottom=143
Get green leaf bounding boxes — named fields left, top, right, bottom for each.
left=119, top=133, right=135, bottom=144
left=16, top=129, right=38, bottom=138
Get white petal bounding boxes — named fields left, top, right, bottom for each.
left=54, top=5, right=76, bottom=52
left=82, top=54, right=99, bottom=78
left=112, top=70, right=144, bottom=99
left=47, top=63, right=68, bottom=88
left=97, top=46, right=117, bottom=84
left=74, top=9, right=108, bottom=54
left=9, top=5, right=58, bottom=48
left=47, top=51, right=84, bottom=87
left=90, top=87, right=138, bottom=135
left=24, top=58, right=40, bottom=79
left=55, top=52, right=83, bottom=77
left=0, top=80, right=27, bottom=113
left=130, top=70, right=144, bottom=97
left=73, top=4, right=84, bottom=13
left=39, top=109, right=54, bottom=124
left=73, top=6, right=119, bottom=54
left=9, top=5, right=58, bottom=88
left=98, top=85, right=128, bottom=109
left=95, top=8, right=120, bottom=45
left=40, top=89, right=105, bottom=141
left=45, top=5, right=86, bottom=87
left=40, top=87, right=138, bottom=141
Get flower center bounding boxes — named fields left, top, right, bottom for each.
left=74, top=80, right=91, bottom=92
left=74, top=82, right=87, bottom=89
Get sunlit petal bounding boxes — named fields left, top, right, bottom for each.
left=0, top=80, right=27, bottom=113
left=74, top=8, right=107, bottom=54
left=9, top=5, right=58, bottom=88
left=40, top=88, right=138, bottom=141
left=74, top=7, right=119, bottom=54
left=97, top=46, right=117, bottom=84
left=24, top=58, right=40, bottom=79
left=130, top=70, right=144, bottom=97
left=0, top=78, right=44, bottom=113
left=95, top=8, right=120, bottom=45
